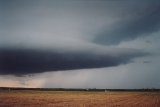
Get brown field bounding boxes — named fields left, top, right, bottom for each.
left=0, top=90, right=160, bottom=107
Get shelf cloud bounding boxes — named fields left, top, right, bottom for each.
left=0, top=0, right=160, bottom=88
left=0, top=47, right=148, bottom=75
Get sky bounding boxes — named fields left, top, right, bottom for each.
left=0, top=0, right=160, bottom=89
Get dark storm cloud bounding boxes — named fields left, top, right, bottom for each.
left=0, top=48, right=148, bottom=75
left=0, top=0, right=153, bottom=76
left=93, top=0, right=160, bottom=45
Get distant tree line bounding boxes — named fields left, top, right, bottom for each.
left=0, top=87, right=160, bottom=92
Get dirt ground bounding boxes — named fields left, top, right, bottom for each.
left=0, top=90, right=160, bottom=107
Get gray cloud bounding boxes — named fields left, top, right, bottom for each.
left=0, top=47, right=148, bottom=75
left=93, top=0, right=160, bottom=45
left=1, top=0, right=159, bottom=48
left=0, top=0, right=159, bottom=89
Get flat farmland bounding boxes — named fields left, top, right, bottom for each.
left=0, top=90, right=160, bottom=107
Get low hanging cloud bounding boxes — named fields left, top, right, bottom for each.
left=0, top=47, right=148, bottom=75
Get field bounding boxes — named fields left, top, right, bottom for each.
left=0, top=90, right=160, bottom=107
